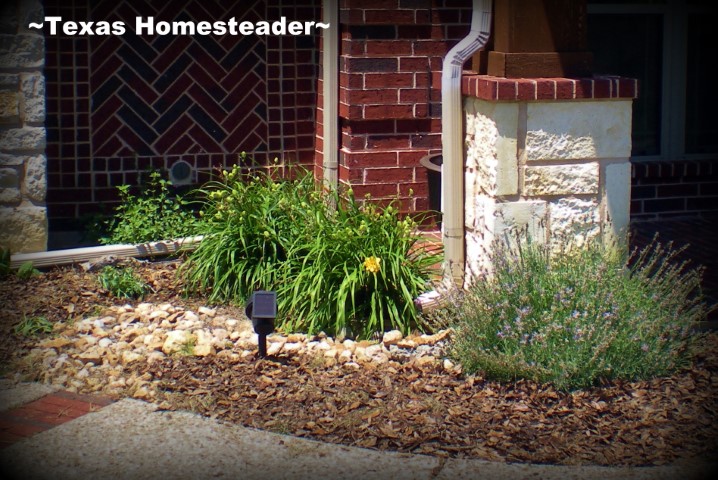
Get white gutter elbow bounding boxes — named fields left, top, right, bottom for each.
left=440, top=0, right=492, bottom=287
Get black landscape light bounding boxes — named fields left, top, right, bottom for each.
left=245, top=290, right=277, bottom=358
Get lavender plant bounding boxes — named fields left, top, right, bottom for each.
left=449, top=235, right=708, bottom=390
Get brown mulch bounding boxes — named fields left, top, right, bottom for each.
left=1, top=260, right=718, bottom=467
left=0, top=258, right=245, bottom=365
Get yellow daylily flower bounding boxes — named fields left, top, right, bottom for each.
left=363, top=256, right=381, bottom=274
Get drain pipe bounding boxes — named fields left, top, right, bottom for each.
left=440, top=0, right=492, bottom=287
left=321, top=0, right=339, bottom=190
left=9, top=236, right=203, bottom=269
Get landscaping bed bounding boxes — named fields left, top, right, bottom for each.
left=1, top=259, right=717, bottom=467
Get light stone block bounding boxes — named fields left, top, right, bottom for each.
left=464, top=99, right=518, bottom=196
left=0, top=74, right=19, bottom=88
left=0, top=205, right=47, bottom=253
left=0, top=167, right=18, bottom=188
left=0, top=91, right=19, bottom=123
left=465, top=102, right=498, bottom=196
left=466, top=194, right=494, bottom=233
left=0, top=166, right=20, bottom=203
left=0, top=187, right=21, bottom=203
left=23, top=153, right=45, bottom=202
left=524, top=162, right=598, bottom=196
left=0, top=33, right=45, bottom=68
left=464, top=229, right=492, bottom=283
left=0, top=126, right=45, bottom=151
left=20, top=73, right=44, bottom=123
left=549, top=197, right=600, bottom=248
left=526, top=101, right=632, bottom=160
left=494, top=200, right=547, bottom=243
left=604, top=161, right=631, bottom=245
left=0, top=152, right=26, bottom=166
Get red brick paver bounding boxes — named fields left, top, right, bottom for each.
left=0, top=391, right=114, bottom=449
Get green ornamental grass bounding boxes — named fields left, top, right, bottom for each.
left=14, top=315, right=54, bottom=338
left=449, top=235, right=708, bottom=391
left=183, top=166, right=441, bottom=339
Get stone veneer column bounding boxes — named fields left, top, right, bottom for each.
left=0, top=0, right=47, bottom=253
left=462, top=75, right=636, bottom=280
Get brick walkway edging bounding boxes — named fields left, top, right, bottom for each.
left=0, top=391, right=115, bottom=449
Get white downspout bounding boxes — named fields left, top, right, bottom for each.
left=322, top=0, right=339, bottom=189
left=440, top=0, right=492, bottom=287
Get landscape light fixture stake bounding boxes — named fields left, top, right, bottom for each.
left=245, top=290, right=277, bottom=358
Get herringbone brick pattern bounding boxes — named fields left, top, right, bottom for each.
left=89, top=0, right=268, bottom=157
left=45, top=0, right=320, bottom=223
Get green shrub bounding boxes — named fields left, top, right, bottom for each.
left=0, top=253, right=41, bottom=280
left=184, top=166, right=441, bottom=339
left=14, top=315, right=54, bottom=337
left=16, top=261, right=40, bottom=280
left=280, top=190, right=439, bottom=339
left=184, top=167, right=313, bottom=301
left=102, top=170, right=198, bottom=245
left=448, top=236, right=708, bottom=391
left=98, top=265, right=149, bottom=299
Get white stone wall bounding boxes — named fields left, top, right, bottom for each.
left=0, top=0, right=47, bottom=253
left=464, top=97, right=632, bottom=282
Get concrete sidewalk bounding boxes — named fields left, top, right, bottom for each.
left=0, top=382, right=715, bottom=480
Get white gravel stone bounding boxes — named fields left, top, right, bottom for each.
left=193, top=344, right=215, bottom=357
left=121, top=351, right=142, bottom=364
left=266, top=341, right=285, bottom=356
left=364, top=344, right=384, bottom=357
left=194, top=329, right=214, bottom=346
left=146, top=351, right=166, bottom=364
left=148, top=310, right=169, bottom=320
left=382, top=330, right=403, bottom=346
left=10, top=299, right=459, bottom=404
left=338, top=350, right=353, bottom=364
left=162, top=330, right=195, bottom=355
left=282, top=342, right=302, bottom=353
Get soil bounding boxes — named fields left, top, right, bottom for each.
left=1, top=258, right=717, bottom=467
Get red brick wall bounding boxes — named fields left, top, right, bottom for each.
left=631, top=160, right=718, bottom=220
left=328, top=0, right=472, bottom=216
left=44, top=0, right=320, bottom=227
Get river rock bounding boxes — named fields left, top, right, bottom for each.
left=193, top=344, right=215, bottom=357
left=162, top=330, right=195, bottom=355
left=382, top=330, right=403, bottom=346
